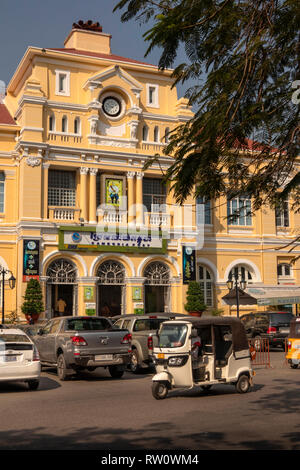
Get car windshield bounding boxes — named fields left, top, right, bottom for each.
left=133, top=319, right=166, bottom=332
left=159, top=324, right=188, bottom=348
left=270, top=313, right=294, bottom=325
left=66, top=318, right=112, bottom=331
left=0, top=334, right=31, bottom=343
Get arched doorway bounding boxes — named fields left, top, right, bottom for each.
left=97, top=260, right=125, bottom=317
left=46, top=258, right=78, bottom=317
left=144, top=261, right=170, bottom=313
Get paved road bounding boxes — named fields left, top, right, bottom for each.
left=0, top=350, right=300, bottom=451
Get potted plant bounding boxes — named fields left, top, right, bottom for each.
left=184, top=281, right=206, bottom=317
left=21, top=278, right=44, bottom=324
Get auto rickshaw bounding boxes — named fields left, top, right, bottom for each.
left=151, top=316, right=254, bottom=399
left=286, top=317, right=300, bottom=369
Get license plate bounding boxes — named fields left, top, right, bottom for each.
left=157, top=353, right=165, bottom=359
left=95, top=354, right=113, bottom=361
left=280, top=328, right=289, bottom=333
left=4, top=356, right=17, bottom=362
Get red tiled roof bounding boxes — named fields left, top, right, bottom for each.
left=48, top=48, right=156, bottom=67
left=0, top=104, right=15, bottom=125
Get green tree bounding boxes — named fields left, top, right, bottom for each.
left=114, top=0, right=300, bottom=210
left=184, top=281, right=206, bottom=313
left=21, top=279, right=44, bottom=318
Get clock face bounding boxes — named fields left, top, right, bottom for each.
left=102, top=96, right=121, bottom=117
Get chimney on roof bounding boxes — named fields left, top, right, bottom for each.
left=64, top=20, right=111, bottom=54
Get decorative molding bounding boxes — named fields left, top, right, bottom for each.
left=26, top=156, right=42, bottom=167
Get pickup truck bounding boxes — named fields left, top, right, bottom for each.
left=112, top=313, right=187, bottom=373
left=33, top=316, right=132, bottom=380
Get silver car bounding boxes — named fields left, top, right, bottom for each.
left=0, top=327, right=41, bottom=390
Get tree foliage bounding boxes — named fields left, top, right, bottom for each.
left=184, top=281, right=206, bottom=313
left=21, top=279, right=44, bottom=316
left=114, top=0, right=300, bottom=210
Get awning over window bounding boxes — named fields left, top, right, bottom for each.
left=222, top=287, right=300, bottom=306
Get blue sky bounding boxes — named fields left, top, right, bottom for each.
left=0, top=0, right=192, bottom=99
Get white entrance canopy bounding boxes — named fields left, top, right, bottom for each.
left=245, top=287, right=300, bottom=306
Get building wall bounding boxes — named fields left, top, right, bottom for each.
left=0, top=25, right=299, bottom=321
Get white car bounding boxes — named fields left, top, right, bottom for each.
left=0, top=327, right=41, bottom=390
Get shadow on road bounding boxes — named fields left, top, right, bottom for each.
left=0, top=376, right=61, bottom=393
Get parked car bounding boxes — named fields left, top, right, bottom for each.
left=240, top=311, right=294, bottom=350
left=112, top=313, right=188, bottom=373
left=13, top=321, right=49, bottom=337
left=33, top=316, right=132, bottom=381
left=0, top=326, right=41, bottom=390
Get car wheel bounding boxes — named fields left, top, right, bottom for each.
left=130, top=350, right=141, bottom=374
left=27, top=380, right=39, bottom=391
left=290, top=363, right=298, bottom=369
left=152, top=381, right=168, bottom=400
left=108, top=365, right=124, bottom=379
left=57, top=353, right=68, bottom=381
left=235, top=374, right=251, bottom=394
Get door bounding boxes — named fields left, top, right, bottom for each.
left=145, top=285, right=166, bottom=313
left=98, top=285, right=122, bottom=317
left=35, top=319, right=61, bottom=363
left=52, top=284, right=74, bottom=317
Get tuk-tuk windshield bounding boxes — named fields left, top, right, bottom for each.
left=159, top=323, right=188, bottom=348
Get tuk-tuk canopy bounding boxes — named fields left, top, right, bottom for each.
left=185, top=316, right=249, bottom=353
left=288, top=317, right=300, bottom=338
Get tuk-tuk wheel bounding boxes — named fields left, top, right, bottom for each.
left=235, top=374, right=251, bottom=394
left=152, top=381, right=168, bottom=400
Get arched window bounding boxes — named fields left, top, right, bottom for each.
left=46, top=259, right=77, bottom=283
left=277, top=263, right=292, bottom=279
left=74, top=117, right=81, bottom=135
left=49, top=114, right=55, bottom=132
left=144, top=261, right=170, bottom=285
left=154, top=126, right=159, bottom=142
left=62, top=116, right=68, bottom=133
left=198, top=265, right=214, bottom=307
left=142, top=125, right=149, bottom=141
left=228, top=265, right=254, bottom=283
left=97, top=260, right=125, bottom=284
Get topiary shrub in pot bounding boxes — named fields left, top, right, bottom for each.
left=184, top=281, right=206, bottom=317
left=21, top=278, right=44, bottom=324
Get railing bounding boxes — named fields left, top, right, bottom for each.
left=145, top=212, right=172, bottom=227
left=141, top=142, right=166, bottom=153
left=97, top=210, right=127, bottom=225
left=48, top=206, right=80, bottom=222
left=249, top=338, right=271, bottom=368
left=48, top=132, right=82, bottom=144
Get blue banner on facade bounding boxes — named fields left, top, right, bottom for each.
left=23, top=239, right=40, bottom=281
left=182, top=245, right=196, bottom=284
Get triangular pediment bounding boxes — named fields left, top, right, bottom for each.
left=84, top=65, right=143, bottom=92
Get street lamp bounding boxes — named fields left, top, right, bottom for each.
left=226, top=274, right=247, bottom=318
left=1, top=268, right=16, bottom=324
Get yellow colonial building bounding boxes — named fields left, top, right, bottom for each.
left=0, top=21, right=299, bottom=322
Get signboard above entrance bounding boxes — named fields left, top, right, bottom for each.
left=59, top=226, right=167, bottom=254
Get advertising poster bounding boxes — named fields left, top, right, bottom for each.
left=23, top=239, right=40, bottom=281
left=84, top=286, right=94, bottom=301
left=105, top=178, right=123, bottom=207
left=182, top=245, right=196, bottom=284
